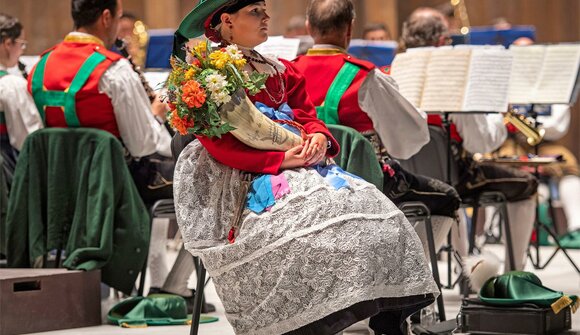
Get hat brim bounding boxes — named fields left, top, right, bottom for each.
left=178, top=0, right=232, bottom=39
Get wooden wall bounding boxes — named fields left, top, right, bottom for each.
left=2, top=0, right=579, bottom=158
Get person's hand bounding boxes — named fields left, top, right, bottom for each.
left=280, top=144, right=307, bottom=170
left=151, top=94, right=170, bottom=120
left=303, top=133, right=328, bottom=166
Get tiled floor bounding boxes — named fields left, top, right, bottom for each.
left=29, top=245, right=580, bottom=335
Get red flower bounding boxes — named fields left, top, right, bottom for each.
left=181, top=80, right=206, bottom=109
left=171, top=111, right=195, bottom=135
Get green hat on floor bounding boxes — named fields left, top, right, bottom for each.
left=479, top=271, right=579, bottom=315
left=107, top=294, right=218, bottom=327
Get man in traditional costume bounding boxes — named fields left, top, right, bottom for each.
left=172, top=0, right=439, bottom=334
left=0, top=13, right=43, bottom=188
left=399, top=7, right=538, bottom=271
left=23, top=0, right=174, bottom=293
left=293, top=0, right=460, bottom=254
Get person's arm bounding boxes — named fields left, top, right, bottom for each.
left=99, top=59, right=172, bottom=158
left=538, top=105, right=570, bottom=141
left=1, top=75, right=43, bottom=150
left=358, top=69, right=429, bottom=159
left=280, top=59, right=340, bottom=158
left=452, top=113, right=507, bottom=154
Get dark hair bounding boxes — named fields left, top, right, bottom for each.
left=400, top=8, right=448, bottom=50
left=307, top=0, right=355, bottom=36
left=363, top=22, right=390, bottom=38
left=121, top=12, right=138, bottom=21
left=71, top=0, right=118, bottom=28
left=0, top=13, right=23, bottom=43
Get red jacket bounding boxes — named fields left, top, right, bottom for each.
left=196, top=58, right=340, bottom=175
left=293, top=51, right=376, bottom=133
left=28, top=39, right=122, bottom=137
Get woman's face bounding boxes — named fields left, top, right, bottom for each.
left=221, top=2, right=270, bottom=48
left=1, top=30, right=26, bottom=68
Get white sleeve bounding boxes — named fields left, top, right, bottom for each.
left=358, top=68, right=429, bottom=159
left=0, top=75, right=44, bottom=150
left=99, top=59, right=172, bottom=158
left=537, top=105, right=570, bottom=141
left=451, top=113, right=507, bottom=154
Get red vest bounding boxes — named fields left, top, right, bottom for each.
left=293, top=52, right=376, bottom=132
left=28, top=40, right=122, bottom=137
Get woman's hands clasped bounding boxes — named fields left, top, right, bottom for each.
left=280, top=133, right=328, bottom=169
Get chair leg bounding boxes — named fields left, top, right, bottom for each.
left=468, top=204, right=480, bottom=255
left=501, top=203, right=516, bottom=271
left=137, top=253, right=148, bottom=296
left=424, top=217, right=446, bottom=322
left=190, top=256, right=207, bottom=335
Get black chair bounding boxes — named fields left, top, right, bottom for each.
left=399, top=125, right=516, bottom=288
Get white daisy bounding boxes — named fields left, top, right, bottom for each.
left=225, top=45, right=244, bottom=61
left=212, top=90, right=232, bottom=106
left=205, top=73, right=227, bottom=92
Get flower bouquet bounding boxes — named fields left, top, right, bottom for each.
left=166, top=41, right=304, bottom=151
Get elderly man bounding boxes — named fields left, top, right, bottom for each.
left=294, top=0, right=461, bottom=256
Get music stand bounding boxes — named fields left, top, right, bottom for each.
left=521, top=105, right=580, bottom=275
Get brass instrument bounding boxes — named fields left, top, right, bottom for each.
left=115, top=38, right=156, bottom=103
left=451, top=0, right=471, bottom=35
left=504, top=109, right=545, bottom=146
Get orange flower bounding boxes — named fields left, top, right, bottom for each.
left=171, top=111, right=195, bottom=135
left=181, top=80, right=206, bottom=109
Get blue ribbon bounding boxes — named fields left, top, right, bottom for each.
left=255, top=102, right=301, bottom=136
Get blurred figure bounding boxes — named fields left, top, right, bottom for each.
left=0, top=13, right=43, bottom=188
left=117, top=12, right=147, bottom=68
left=491, top=17, right=512, bottom=30
left=399, top=7, right=450, bottom=52
left=362, top=22, right=392, bottom=41
left=284, top=15, right=313, bottom=56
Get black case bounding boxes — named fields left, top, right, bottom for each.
left=460, top=298, right=572, bottom=335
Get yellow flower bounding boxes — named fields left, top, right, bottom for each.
left=193, top=41, right=208, bottom=56
left=210, top=50, right=231, bottom=70
left=233, top=58, right=247, bottom=70
left=184, top=67, right=196, bottom=81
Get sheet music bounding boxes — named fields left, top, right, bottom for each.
left=390, top=49, right=431, bottom=107
left=421, top=48, right=471, bottom=111
left=508, top=45, right=545, bottom=104
left=463, top=47, right=513, bottom=112
left=533, top=44, right=580, bottom=104
left=255, top=36, right=301, bottom=61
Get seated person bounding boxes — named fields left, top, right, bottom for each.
left=399, top=7, right=538, bottom=271
left=363, top=22, right=392, bottom=41
left=0, top=13, right=43, bottom=188
left=293, top=0, right=460, bottom=254
left=172, top=1, right=439, bottom=334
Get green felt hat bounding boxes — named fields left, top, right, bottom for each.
left=107, top=294, right=218, bottom=327
left=177, top=0, right=232, bottom=39
left=479, top=271, right=579, bottom=315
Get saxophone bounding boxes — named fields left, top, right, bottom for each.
left=451, top=0, right=471, bottom=35
left=504, top=109, right=545, bottom=146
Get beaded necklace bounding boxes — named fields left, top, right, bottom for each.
left=244, top=50, right=286, bottom=105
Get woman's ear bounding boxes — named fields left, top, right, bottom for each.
left=221, top=13, right=233, bottom=26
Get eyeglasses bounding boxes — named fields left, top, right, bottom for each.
left=15, top=38, right=27, bottom=50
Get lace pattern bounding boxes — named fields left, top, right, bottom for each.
left=174, top=141, right=439, bottom=335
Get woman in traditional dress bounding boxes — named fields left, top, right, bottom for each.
left=173, top=1, right=439, bottom=334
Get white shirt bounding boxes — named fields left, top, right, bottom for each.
left=451, top=113, right=507, bottom=154
left=358, top=68, right=429, bottom=159
left=0, top=73, right=43, bottom=150
left=538, top=104, right=570, bottom=141
left=99, top=57, right=172, bottom=157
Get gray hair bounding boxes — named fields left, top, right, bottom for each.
left=400, top=8, right=448, bottom=51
